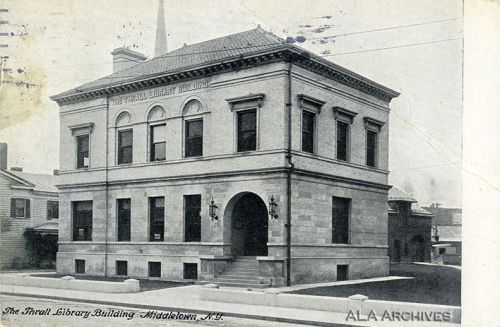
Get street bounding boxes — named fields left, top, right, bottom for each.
left=0, top=294, right=307, bottom=327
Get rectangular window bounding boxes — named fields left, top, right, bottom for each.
left=118, top=129, right=133, bottom=164
left=150, top=124, right=166, bottom=161
left=332, top=197, right=350, bottom=244
left=117, top=198, right=131, bottom=242
left=47, top=200, right=59, bottom=219
left=148, top=262, right=161, bottom=278
left=76, top=134, right=90, bottom=168
left=72, top=201, right=93, bottom=241
left=302, top=111, right=315, bottom=153
left=336, top=121, right=349, bottom=161
left=11, top=198, right=30, bottom=218
left=116, top=260, right=128, bottom=276
left=366, top=130, right=378, bottom=167
left=185, top=119, right=203, bottom=157
left=184, top=195, right=201, bottom=242
left=237, top=109, right=257, bottom=152
left=149, top=197, right=164, bottom=242
left=75, top=259, right=85, bottom=274
left=337, top=265, right=348, bottom=281
left=183, top=263, right=198, bottom=279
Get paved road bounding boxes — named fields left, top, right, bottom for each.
left=0, top=294, right=307, bottom=327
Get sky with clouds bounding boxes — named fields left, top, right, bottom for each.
left=0, top=0, right=463, bottom=206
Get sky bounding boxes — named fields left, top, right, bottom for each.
left=0, top=0, right=463, bottom=207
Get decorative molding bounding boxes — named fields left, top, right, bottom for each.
left=297, top=94, right=326, bottom=114
left=50, top=48, right=399, bottom=106
left=363, top=117, right=385, bottom=130
left=225, top=93, right=265, bottom=111
left=68, top=122, right=94, bottom=135
left=333, top=106, right=358, bottom=123
left=115, top=111, right=132, bottom=127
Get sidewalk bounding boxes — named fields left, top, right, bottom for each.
left=0, top=280, right=459, bottom=327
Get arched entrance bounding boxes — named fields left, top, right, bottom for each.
left=229, top=193, right=268, bottom=256
left=410, top=235, right=425, bottom=262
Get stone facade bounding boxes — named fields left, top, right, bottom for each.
left=52, top=28, right=398, bottom=284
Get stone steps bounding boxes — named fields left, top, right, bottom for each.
left=211, top=256, right=269, bottom=288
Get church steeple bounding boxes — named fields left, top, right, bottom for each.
left=154, top=0, right=168, bottom=57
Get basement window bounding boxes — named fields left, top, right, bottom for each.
left=75, top=259, right=85, bottom=274
left=148, top=262, right=161, bottom=278
left=337, top=265, right=348, bottom=281
left=116, top=260, right=128, bottom=276
left=183, top=263, right=198, bottom=280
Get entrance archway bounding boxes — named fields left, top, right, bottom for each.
left=229, top=192, right=268, bottom=256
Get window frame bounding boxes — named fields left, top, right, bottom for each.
left=72, top=201, right=93, bottom=242
left=116, top=260, right=128, bottom=276
left=69, top=123, right=94, bottom=170
left=366, top=128, right=379, bottom=168
left=149, top=123, right=167, bottom=162
left=184, top=194, right=202, bottom=242
left=149, top=196, right=165, bottom=242
left=332, top=196, right=350, bottom=244
left=235, top=108, right=258, bottom=153
left=47, top=200, right=59, bottom=220
left=75, top=259, right=85, bottom=274
left=363, top=117, right=384, bottom=168
left=336, top=120, right=350, bottom=161
left=333, top=106, right=357, bottom=162
left=117, top=198, right=131, bottom=242
left=76, top=133, right=90, bottom=169
left=184, top=118, right=204, bottom=158
left=148, top=261, right=161, bottom=278
left=226, top=93, right=264, bottom=154
left=11, top=198, right=30, bottom=219
left=301, top=109, right=316, bottom=154
left=298, top=94, right=325, bottom=155
left=117, top=128, right=133, bottom=165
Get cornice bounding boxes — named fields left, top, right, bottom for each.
left=333, top=106, right=358, bottom=123
left=363, top=117, right=386, bottom=130
left=297, top=94, right=326, bottom=113
left=225, top=93, right=265, bottom=111
left=51, top=47, right=399, bottom=106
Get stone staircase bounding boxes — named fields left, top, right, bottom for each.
left=211, top=256, right=269, bottom=288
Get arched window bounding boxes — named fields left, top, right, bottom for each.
left=115, top=111, right=133, bottom=165
left=147, top=106, right=167, bottom=161
left=115, top=111, right=132, bottom=127
left=147, top=105, right=166, bottom=121
left=182, top=100, right=204, bottom=157
left=182, top=99, right=203, bottom=116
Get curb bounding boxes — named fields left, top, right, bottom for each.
left=0, top=291, right=358, bottom=327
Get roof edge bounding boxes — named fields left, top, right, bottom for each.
left=51, top=28, right=400, bottom=105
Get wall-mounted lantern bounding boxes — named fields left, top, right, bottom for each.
left=209, top=197, right=218, bottom=221
left=269, top=195, right=278, bottom=219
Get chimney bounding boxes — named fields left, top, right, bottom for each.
left=111, top=47, right=147, bottom=73
left=10, top=167, right=22, bottom=172
left=53, top=169, right=59, bottom=175
left=0, top=142, right=7, bottom=170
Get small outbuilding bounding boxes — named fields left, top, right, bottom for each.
left=388, top=187, right=433, bottom=263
